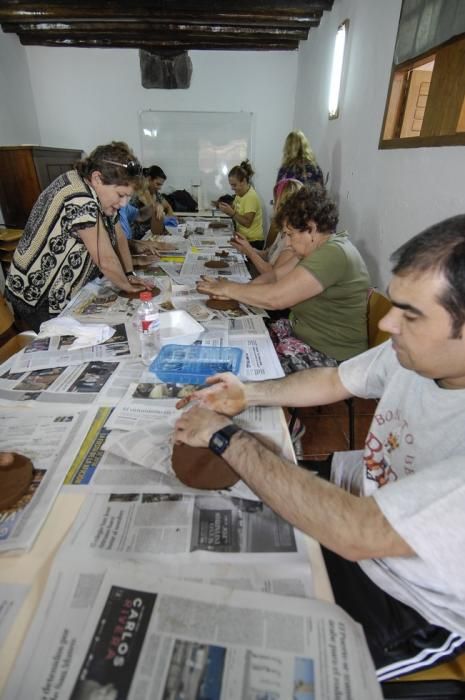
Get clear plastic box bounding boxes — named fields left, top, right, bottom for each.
left=150, top=344, right=243, bottom=384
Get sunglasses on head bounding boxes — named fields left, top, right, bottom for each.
left=101, top=159, right=142, bottom=176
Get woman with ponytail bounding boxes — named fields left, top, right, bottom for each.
left=217, top=160, right=264, bottom=249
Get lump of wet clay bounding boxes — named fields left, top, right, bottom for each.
left=204, top=260, right=229, bottom=269
left=206, top=298, right=240, bottom=311
left=0, top=452, right=33, bottom=511
left=119, top=286, right=160, bottom=299
left=171, top=444, right=239, bottom=490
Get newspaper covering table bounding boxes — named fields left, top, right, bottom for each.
left=2, top=565, right=382, bottom=700
left=0, top=231, right=384, bottom=699
left=0, top=407, right=90, bottom=552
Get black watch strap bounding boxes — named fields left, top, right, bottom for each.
left=209, top=424, right=242, bottom=456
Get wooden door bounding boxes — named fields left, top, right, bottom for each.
left=400, top=69, right=431, bottom=138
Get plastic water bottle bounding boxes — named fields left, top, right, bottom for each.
left=136, top=291, right=161, bottom=365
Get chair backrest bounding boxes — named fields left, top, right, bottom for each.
left=0, top=293, right=14, bottom=336
left=367, top=288, right=392, bottom=348
left=0, top=292, right=34, bottom=363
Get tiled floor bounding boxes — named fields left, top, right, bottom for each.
left=297, top=398, right=378, bottom=460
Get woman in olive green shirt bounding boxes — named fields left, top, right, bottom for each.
left=198, top=184, right=371, bottom=371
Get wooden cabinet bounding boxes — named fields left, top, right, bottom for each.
left=0, top=146, right=83, bottom=228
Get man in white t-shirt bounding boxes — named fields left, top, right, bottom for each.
left=174, top=214, right=465, bottom=681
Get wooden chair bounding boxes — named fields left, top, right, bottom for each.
left=0, top=293, right=34, bottom=363
left=381, top=651, right=465, bottom=697
left=345, top=288, right=392, bottom=448
left=289, top=288, right=392, bottom=448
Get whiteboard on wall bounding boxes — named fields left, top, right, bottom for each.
left=139, top=110, right=253, bottom=209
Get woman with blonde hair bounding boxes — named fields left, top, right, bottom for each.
left=217, top=159, right=264, bottom=249
left=231, top=178, right=302, bottom=277
left=277, top=130, right=324, bottom=187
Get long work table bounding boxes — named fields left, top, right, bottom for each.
left=0, top=224, right=384, bottom=700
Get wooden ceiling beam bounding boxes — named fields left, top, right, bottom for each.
left=0, top=0, right=331, bottom=26
left=0, top=1, right=333, bottom=51
left=3, top=21, right=311, bottom=41
left=16, top=34, right=300, bottom=51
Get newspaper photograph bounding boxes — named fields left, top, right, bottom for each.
left=61, top=491, right=310, bottom=560
left=3, top=567, right=381, bottom=699
left=0, top=407, right=89, bottom=551
left=11, top=323, right=136, bottom=373
left=0, top=360, right=121, bottom=405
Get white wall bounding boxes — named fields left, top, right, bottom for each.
left=0, top=33, right=40, bottom=145
left=23, top=46, right=299, bottom=226
left=294, top=0, right=465, bottom=288
left=3, top=5, right=465, bottom=281
left=0, top=32, right=41, bottom=224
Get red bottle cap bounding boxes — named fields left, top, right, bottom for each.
left=139, top=291, right=152, bottom=301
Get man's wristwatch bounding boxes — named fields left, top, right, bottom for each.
left=209, top=424, right=242, bottom=456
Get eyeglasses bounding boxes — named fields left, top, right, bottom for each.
left=101, top=159, right=142, bottom=176
left=283, top=228, right=304, bottom=239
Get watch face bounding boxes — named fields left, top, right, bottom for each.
left=210, top=432, right=228, bottom=455
left=209, top=425, right=240, bottom=456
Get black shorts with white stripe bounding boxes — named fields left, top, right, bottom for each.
left=321, top=546, right=465, bottom=681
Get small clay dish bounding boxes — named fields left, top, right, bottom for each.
left=172, top=444, right=239, bottom=490
left=0, top=452, right=33, bottom=511
left=206, top=298, right=240, bottom=311
left=205, top=260, right=229, bottom=269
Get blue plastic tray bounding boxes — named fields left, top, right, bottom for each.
left=150, top=344, right=243, bottom=384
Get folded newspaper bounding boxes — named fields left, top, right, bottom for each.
left=2, top=564, right=382, bottom=699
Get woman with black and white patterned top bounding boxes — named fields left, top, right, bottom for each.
left=6, top=141, right=152, bottom=331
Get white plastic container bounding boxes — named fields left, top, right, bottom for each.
left=159, top=310, right=204, bottom=346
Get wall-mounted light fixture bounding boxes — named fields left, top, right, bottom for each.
left=328, top=20, right=349, bottom=119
